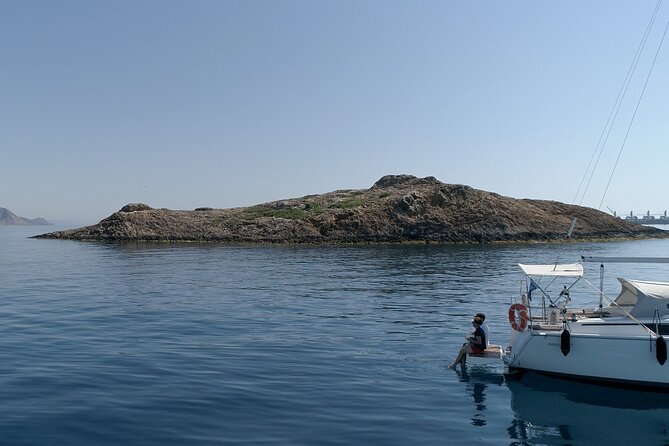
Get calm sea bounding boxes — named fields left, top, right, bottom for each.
left=3, top=225, right=669, bottom=445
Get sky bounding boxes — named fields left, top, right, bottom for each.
left=2, top=0, right=669, bottom=224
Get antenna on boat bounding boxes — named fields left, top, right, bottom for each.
left=566, top=216, right=578, bottom=238
left=599, top=263, right=604, bottom=311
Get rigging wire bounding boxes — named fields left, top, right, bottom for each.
left=579, top=10, right=656, bottom=207
left=599, top=17, right=669, bottom=209
left=572, top=2, right=660, bottom=205
left=572, top=0, right=663, bottom=206
left=557, top=3, right=663, bottom=267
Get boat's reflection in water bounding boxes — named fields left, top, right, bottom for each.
left=506, top=372, right=669, bottom=444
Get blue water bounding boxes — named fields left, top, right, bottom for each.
left=3, top=226, right=669, bottom=445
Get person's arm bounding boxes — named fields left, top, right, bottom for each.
left=471, top=327, right=484, bottom=348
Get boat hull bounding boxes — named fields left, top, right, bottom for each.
left=505, top=324, right=669, bottom=388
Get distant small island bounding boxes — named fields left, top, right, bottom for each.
left=34, top=175, right=666, bottom=243
left=0, top=207, right=50, bottom=226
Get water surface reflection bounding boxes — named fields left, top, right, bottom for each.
left=455, top=366, right=506, bottom=428
left=507, top=372, right=669, bottom=445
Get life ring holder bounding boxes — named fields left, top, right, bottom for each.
left=508, top=303, right=529, bottom=331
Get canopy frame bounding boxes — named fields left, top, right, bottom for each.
left=518, top=263, right=584, bottom=322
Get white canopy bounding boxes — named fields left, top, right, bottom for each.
left=518, top=263, right=584, bottom=277
left=613, top=278, right=669, bottom=317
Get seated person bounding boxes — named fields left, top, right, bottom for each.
left=449, top=316, right=486, bottom=369
left=476, top=312, right=490, bottom=347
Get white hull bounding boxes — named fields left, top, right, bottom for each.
left=505, top=319, right=669, bottom=387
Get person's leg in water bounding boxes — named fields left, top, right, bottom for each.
left=449, top=344, right=473, bottom=368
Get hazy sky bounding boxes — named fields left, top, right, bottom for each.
left=2, top=1, right=668, bottom=223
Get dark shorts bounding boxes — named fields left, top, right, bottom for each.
left=471, top=345, right=485, bottom=354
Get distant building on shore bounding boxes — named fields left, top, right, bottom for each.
left=625, top=210, right=669, bottom=225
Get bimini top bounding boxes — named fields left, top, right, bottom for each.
left=613, top=278, right=669, bottom=318
left=518, top=263, right=584, bottom=277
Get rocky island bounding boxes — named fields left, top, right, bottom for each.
left=35, top=175, right=665, bottom=243
left=0, top=207, right=50, bottom=226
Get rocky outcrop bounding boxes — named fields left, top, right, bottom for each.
left=0, top=207, right=51, bottom=226
left=120, top=203, right=152, bottom=213
left=34, top=175, right=666, bottom=243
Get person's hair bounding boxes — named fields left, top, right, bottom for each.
left=473, top=317, right=483, bottom=325
left=475, top=313, right=486, bottom=321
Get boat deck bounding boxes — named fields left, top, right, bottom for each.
left=467, top=344, right=503, bottom=363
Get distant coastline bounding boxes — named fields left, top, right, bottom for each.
left=0, top=207, right=51, bottom=226
left=34, top=175, right=667, bottom=244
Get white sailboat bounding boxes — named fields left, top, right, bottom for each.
left=498, top=1, right=669, bottom=388
left=503, top=257, right=669, bottom=388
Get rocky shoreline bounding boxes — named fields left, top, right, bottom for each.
left=35, top=175, right=666, bottom=243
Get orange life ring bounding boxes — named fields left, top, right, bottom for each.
left=508, top=303, right=529, bottom=331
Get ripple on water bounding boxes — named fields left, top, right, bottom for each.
left=3, top=228, right=669, bottom=444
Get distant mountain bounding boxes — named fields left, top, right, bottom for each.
left=0, top=208, right=51, bottom=226
left=34, top=174, right=667, bottom=243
